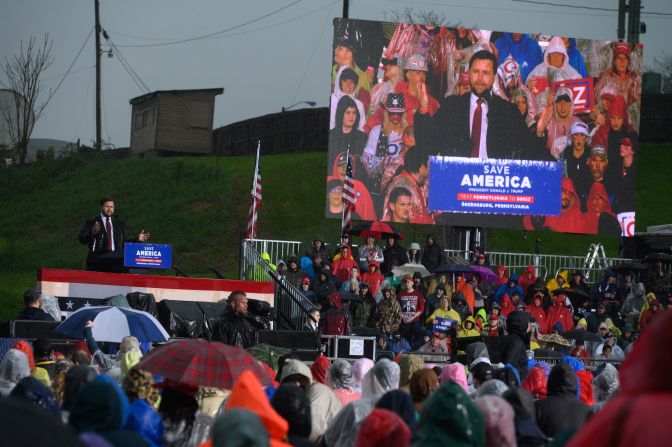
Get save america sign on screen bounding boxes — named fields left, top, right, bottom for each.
left=325, top=18, right=642, bottom=236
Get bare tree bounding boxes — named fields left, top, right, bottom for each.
left=0, top=34, right=54, bottom=164
left=652, top=53, right=672, bottom=94
left=384, top=6, right=460, bottom=27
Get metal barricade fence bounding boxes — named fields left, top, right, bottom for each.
left=241, top=239, right=634, bottom=286
left=240, top=240, right=317, bottom=330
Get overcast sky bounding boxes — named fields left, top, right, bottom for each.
left=1, top=0, right=670, bottom=148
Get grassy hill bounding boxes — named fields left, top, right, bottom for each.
left=0, top=144, right=670, bottom=320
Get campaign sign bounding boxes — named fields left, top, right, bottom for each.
left=428, top=157, right=563, bottom=216
left=124, top=243, right=172, bottom=269
left=553, top=78, right=594, bottom=114
left=433, top=317, right=457, bottom=334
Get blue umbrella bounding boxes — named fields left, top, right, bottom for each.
left=55, top=306, right=169, bottom=343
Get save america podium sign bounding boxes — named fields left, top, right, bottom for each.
left=428, top=157, right=563, bottom=216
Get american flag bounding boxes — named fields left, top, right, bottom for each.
left=246, top=142, right=262, bottom=239
left=341, top=149, right=356, bottom=232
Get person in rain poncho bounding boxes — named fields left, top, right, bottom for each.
left=306, top=382, right=342, bottom=444
left=323, top=358, right=400, bottom=447
left=355, top=408, right=410, bottom=447
left=526, top=35, right=582, bottom=94
left=568, top=309, right=672, bottom=447
left=326, top=359, right=361, bottom=406
left=415, top=381, right=486, bottom=447
left=536, top=86, right=582, bottom=159
left=474, top=395, right=517, bottom=447
left=494, top=33, right=543, bottom=81
left=0, top=349, right=30, bottom=397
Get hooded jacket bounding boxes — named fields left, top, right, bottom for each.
left=525, top=294, right=549, bottom=334
left=526, top=36, right=582, bottom=84
left=0, top=349, right=30, bottom=397
left=500, top=311, right=530, bottom=378
left=330, top=66, right=367, bottom=131
left=538, top=86, right=582, bottom=158
left=225, top=370, right=292, bottom=447
left=328, top=151, right=376, bottom=221
left=332, top=246, right=360, bottom=285
left=494, top=265, right=509, bottom=285
left=584, top=182, right=620, bottom=235
left=522, top=365, right=548, bottom=399
left=541, top=177, right=587, bottom=233
left=517, top=265, right=538, bottom=294
left=355, top=408, right=411, bottom=447
left=545, top=293, right=575, bottom=332
left=535, top=363, right=591, bottom=438
left=415, top=381, right=486, bottom=447
left=320, top=293, right=349, bottom=336
left=546, top=270, right=570, bottom=293
left=306, top=383, right=342, bottom=443
left=494, top=33, right=544, bottom=81
left=568, top=309, right=672, bottom=447
left=457, top=316, right=480, bottom=338
left=69, top=380, right=148, bottom=447
left=494, top=275, right=524, bottom=305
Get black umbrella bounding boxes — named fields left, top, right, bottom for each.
left=552, top=287, right=592, bottom=308
left=611, top=262, right=647, bottom=274
left=562, top=328, right=603, bottom=342
left=434, top=264, right=475, bottom=274
left=643, top=253, right=672, bottom=264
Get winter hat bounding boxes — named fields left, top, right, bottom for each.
left=613, top=41, right=631, bottom=58
left=409, top=242, right=421, bottom=251
left=620, top=136, right=634, bottom=150
left=403, top=54, right=428, bottom=72
left=474, top=395, right=517, bottom=447
left=385, top=92, right=406, bottom=113
left=609, top=95, right=628, bottom=117
left=301, top=277, right=311, bottom=286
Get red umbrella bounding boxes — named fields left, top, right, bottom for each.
left=350, top=220, right=404, bottom=240
left=138, top=339, right=273, bottom=389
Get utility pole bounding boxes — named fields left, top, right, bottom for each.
left=627, top=0, right=642, bottom=44
left=618, top=0, right=627, bottom=40
left=95, top=0, right=102, bottom=149
left=342, top=0, right=349, bottom=19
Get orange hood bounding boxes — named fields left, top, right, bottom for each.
left=225, top=370, right=291, bottom=447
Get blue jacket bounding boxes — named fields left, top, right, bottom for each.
left=494, top=33, right=543, bottom=81
left=566, top=38, right=588, bottom=78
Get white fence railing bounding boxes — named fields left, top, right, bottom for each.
left=241, top=239, right=634, bottom=285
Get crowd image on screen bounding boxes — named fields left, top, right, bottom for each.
left=326, top=19, right=643, bottom=236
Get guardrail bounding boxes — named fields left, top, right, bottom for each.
left=240, top=238, right=633, bottom=284
left=240, top=239, right=317, bottom=330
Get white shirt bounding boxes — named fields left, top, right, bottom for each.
left=100, top=213, right=115, bottom=251
left=469, top=93, right=489, bottom=159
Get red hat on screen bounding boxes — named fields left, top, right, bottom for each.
left=302, top=277, right=311, bottom=285
left=609, top=95, right=627, bottom=117
left=621, top=137, right=633, bottom=148
left=613, top=41, right=631, bottom=58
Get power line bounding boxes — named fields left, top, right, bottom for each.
left=509, top=0, right=672, bottom=16
left=292, top=2, right=335, bottom=104
left=43, top=65, right=95, bottom=81
left=113, top=0, right=304, bottom=48
left=110, top=0, right=337, bottom=44
left=103, top=34, right=151, bottom=93
left=43, top=27, right=95, bottom=109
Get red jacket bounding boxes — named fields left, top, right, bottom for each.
left=568, top=310, right=672, bottom=447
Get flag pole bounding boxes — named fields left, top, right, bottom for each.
left=250, top=140, right=261, bottom=240
left=341, top=145, right=351, bottom=243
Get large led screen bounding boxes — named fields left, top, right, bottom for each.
left=326, top=18, right=643, bottom=237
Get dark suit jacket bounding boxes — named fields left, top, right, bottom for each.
left=78, top=215, right=135, bottom=270
left=414, top=92, right=551, bottom=161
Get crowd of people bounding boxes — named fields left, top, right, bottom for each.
left=327, top=20, right=642, bottom=235
left=275, top=235, right=671, bottom=362
left=2, top=274, right=671, bottom=446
